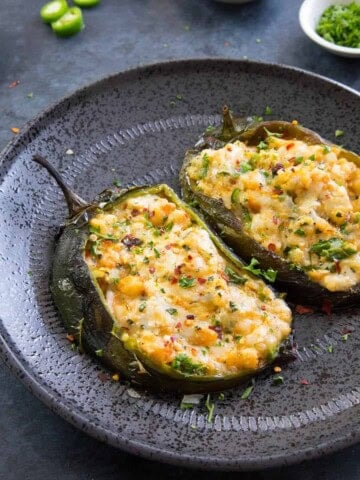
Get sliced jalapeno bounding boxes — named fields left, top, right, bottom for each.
left=51, top=7, right=84, bottom=37
left=73, top=0, right=100, bottom=7
left=40, top=0, right=69, bottom=24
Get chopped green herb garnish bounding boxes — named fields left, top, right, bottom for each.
left=166, top=308, right=178, bottom=316
left=310, top=238, right=356, bottom=261
left=264, top=106, right=273, bottom=115
left=143, top=257, right=150, bottom=264
left=179, top=276, right=196, bottom=288
left=171, top=353, right=206, bottom=376
left=272, top=375, right=284, bottom=385
left=316, top=3, right=360, bottom=48
left=341, top=333, right=349, bottom=342
left=205, top=394, right=215, bottom=422
left=139, top=302, right=147, bottom=312
left=294, top=228, right=306, bottom=236
left=295, top=156, right=304, bottom=165
left=27, top=92, right=34, bottom=99
left=323, top=145, right=331, bottom=154
left=328, top=345, right=333, bottom=353
left=243, top=258, right=277, bottom=283
left=231, top=188, right=240, bottom=204
left=229, top=301, right=238, bottom=312
left=335, top=129, right=344, bottom=138
left=263, top=127, right=282, bottom=138
left=165, top=221, right=174, bottom=232
left=224, top=266, right=247, bottom=285
left=153, top=248, right=160, bottom=258
left=199, top=153, right=210, bottom=179
left=95, top=349, right=103, bottom=357
left=182, top=244, right=190, bottom=251
left=257, top=140, right=268, bottom=151
left=205, top=125, right=215, bottom=133
left=113, top=179, right=122, bottom=187
left=252, top=115, right=264, bottom=122
left=241, top=385, right=254, bottom=400
left=309, top=154, right=316, bottom=161
left=240, top=162, right=253, bottom=173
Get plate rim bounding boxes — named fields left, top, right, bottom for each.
left=1, top=58, right=359, bottom=471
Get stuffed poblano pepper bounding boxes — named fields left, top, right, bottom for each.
left=181, top=107, right=360, bottom=307
left=33, top=155, right=292, bottom=393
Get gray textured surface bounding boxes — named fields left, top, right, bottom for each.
left=0, top=0, right=360, bottom=478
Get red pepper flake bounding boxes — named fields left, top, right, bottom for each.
left=8, top=80, right=20, bottom=89
left=175, top=322, right=182, bottom=329
left=187, top=254, right=193, bottom=260
left=272, top=163, right=284, bottom=175
left=221, top=271, right=229, bottom=282
left=334, top=259, right=341, bottom=274
left=272, top=216, right=279, bottom=225
left=286, top=142, right=295, bottom=150
left=295, top=305, right=314, bottom=315
left=174, top=264, right=184, bottom=276
left=171, top=277, right=178, bottom=284
left=149, top=267, right=155, bottom=274
left=273, top=187, right=283, bottom=195
left=322, top=299, right=332, bottom=316
left=226, top=145, right=233, bottom=152
left=66, top=333, right=75, bottom=342
left=197, top=277, right=206, bottom=284
left=268, top=243, right=276, bottom=252
left=170, top=335, right=176, bottom=343
left=300, top=379, right=310, bottom=385
left=186, top=314, right=195, bottom=320
left=11, top=127, right=20, bottom=134
left=260, top=305, right=266, bottom=311
left=131, top=208, right=139, bottom=216
left=165, top=244, right=174, bottom=250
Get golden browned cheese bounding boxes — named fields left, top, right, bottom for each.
left=187, top=137, right=360, bottom=292
left=85, top=193, right=291, bottom=377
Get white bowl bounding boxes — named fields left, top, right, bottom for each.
left=299, top=0, right=360, bottom=58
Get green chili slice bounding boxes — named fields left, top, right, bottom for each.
left=51, top=7, right=84, bottom=37
left=73, top=0, right=100, bottom=7
left=40, top=0, right=69, bottom=24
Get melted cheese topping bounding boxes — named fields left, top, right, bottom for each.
left=187, top=137, right=360, bottom=292
left=85, top=192, right=291, bottom=377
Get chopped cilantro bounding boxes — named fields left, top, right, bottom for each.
left=272, top=375, right=284, bottom=385
left=205, top=394, right=215, bottom=422
left=165, top=221, right=174, bottom=232
left=328, top=345, right=333, bottom=353
left=310, top=238, right=356, bottom=261
left=229, top=301, right=238, bottom=312
left=240, top=162, right=253, bottom=173
left=257, top=140, right=268, bottom=151
left=199, top=153, right=210, bottom=179
left=95, top=349, right=103, bottom=357
left=295, top=156, right=304, bottom=165
left=264, top=106, right=273, bottom=115
left=316, top=3, right=360, bottom=48
left=113, top=179, right=122, bottom=187
left=179, top=276, right=196, bottom=288
left=263, top=127, right=282, bottom=138
left=335, top=129, right=344, bottom=138
left=171, top=353, right=206, bottom=376
left=243, top=258, right=277, bottom=283
left=241, top=384, right=254, bottom=400
left=153, top=248, right=160, bottom=258
left=309, top=154, right=316, bottom=161
left=139, top=302, right=147, bottom=312
left=166, top=308, right=178, bottom=316
left=231, top=188, right=240, bottom=204
left=294, top=228, right=306, bottom=236
left=224, top=266, right=247, bottom=285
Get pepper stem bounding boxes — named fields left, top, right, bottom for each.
left=221, top=105, right=237, bottom=140
left=32, top=154, right=89, bottom=217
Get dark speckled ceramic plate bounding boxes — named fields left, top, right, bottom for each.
left=0, top=59, right=359, bottom=471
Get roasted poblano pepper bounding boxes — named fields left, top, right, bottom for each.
left=33, top=155, right=292, bottom=393
left=180, top=107, right=360, bottom=307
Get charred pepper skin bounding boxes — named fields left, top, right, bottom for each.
left=33, top=155, right=293, bottom=393
left=180, top=107, right=360, bottom=307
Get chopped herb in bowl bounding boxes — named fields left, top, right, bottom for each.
left=316, top=2, right=360, bottom=48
